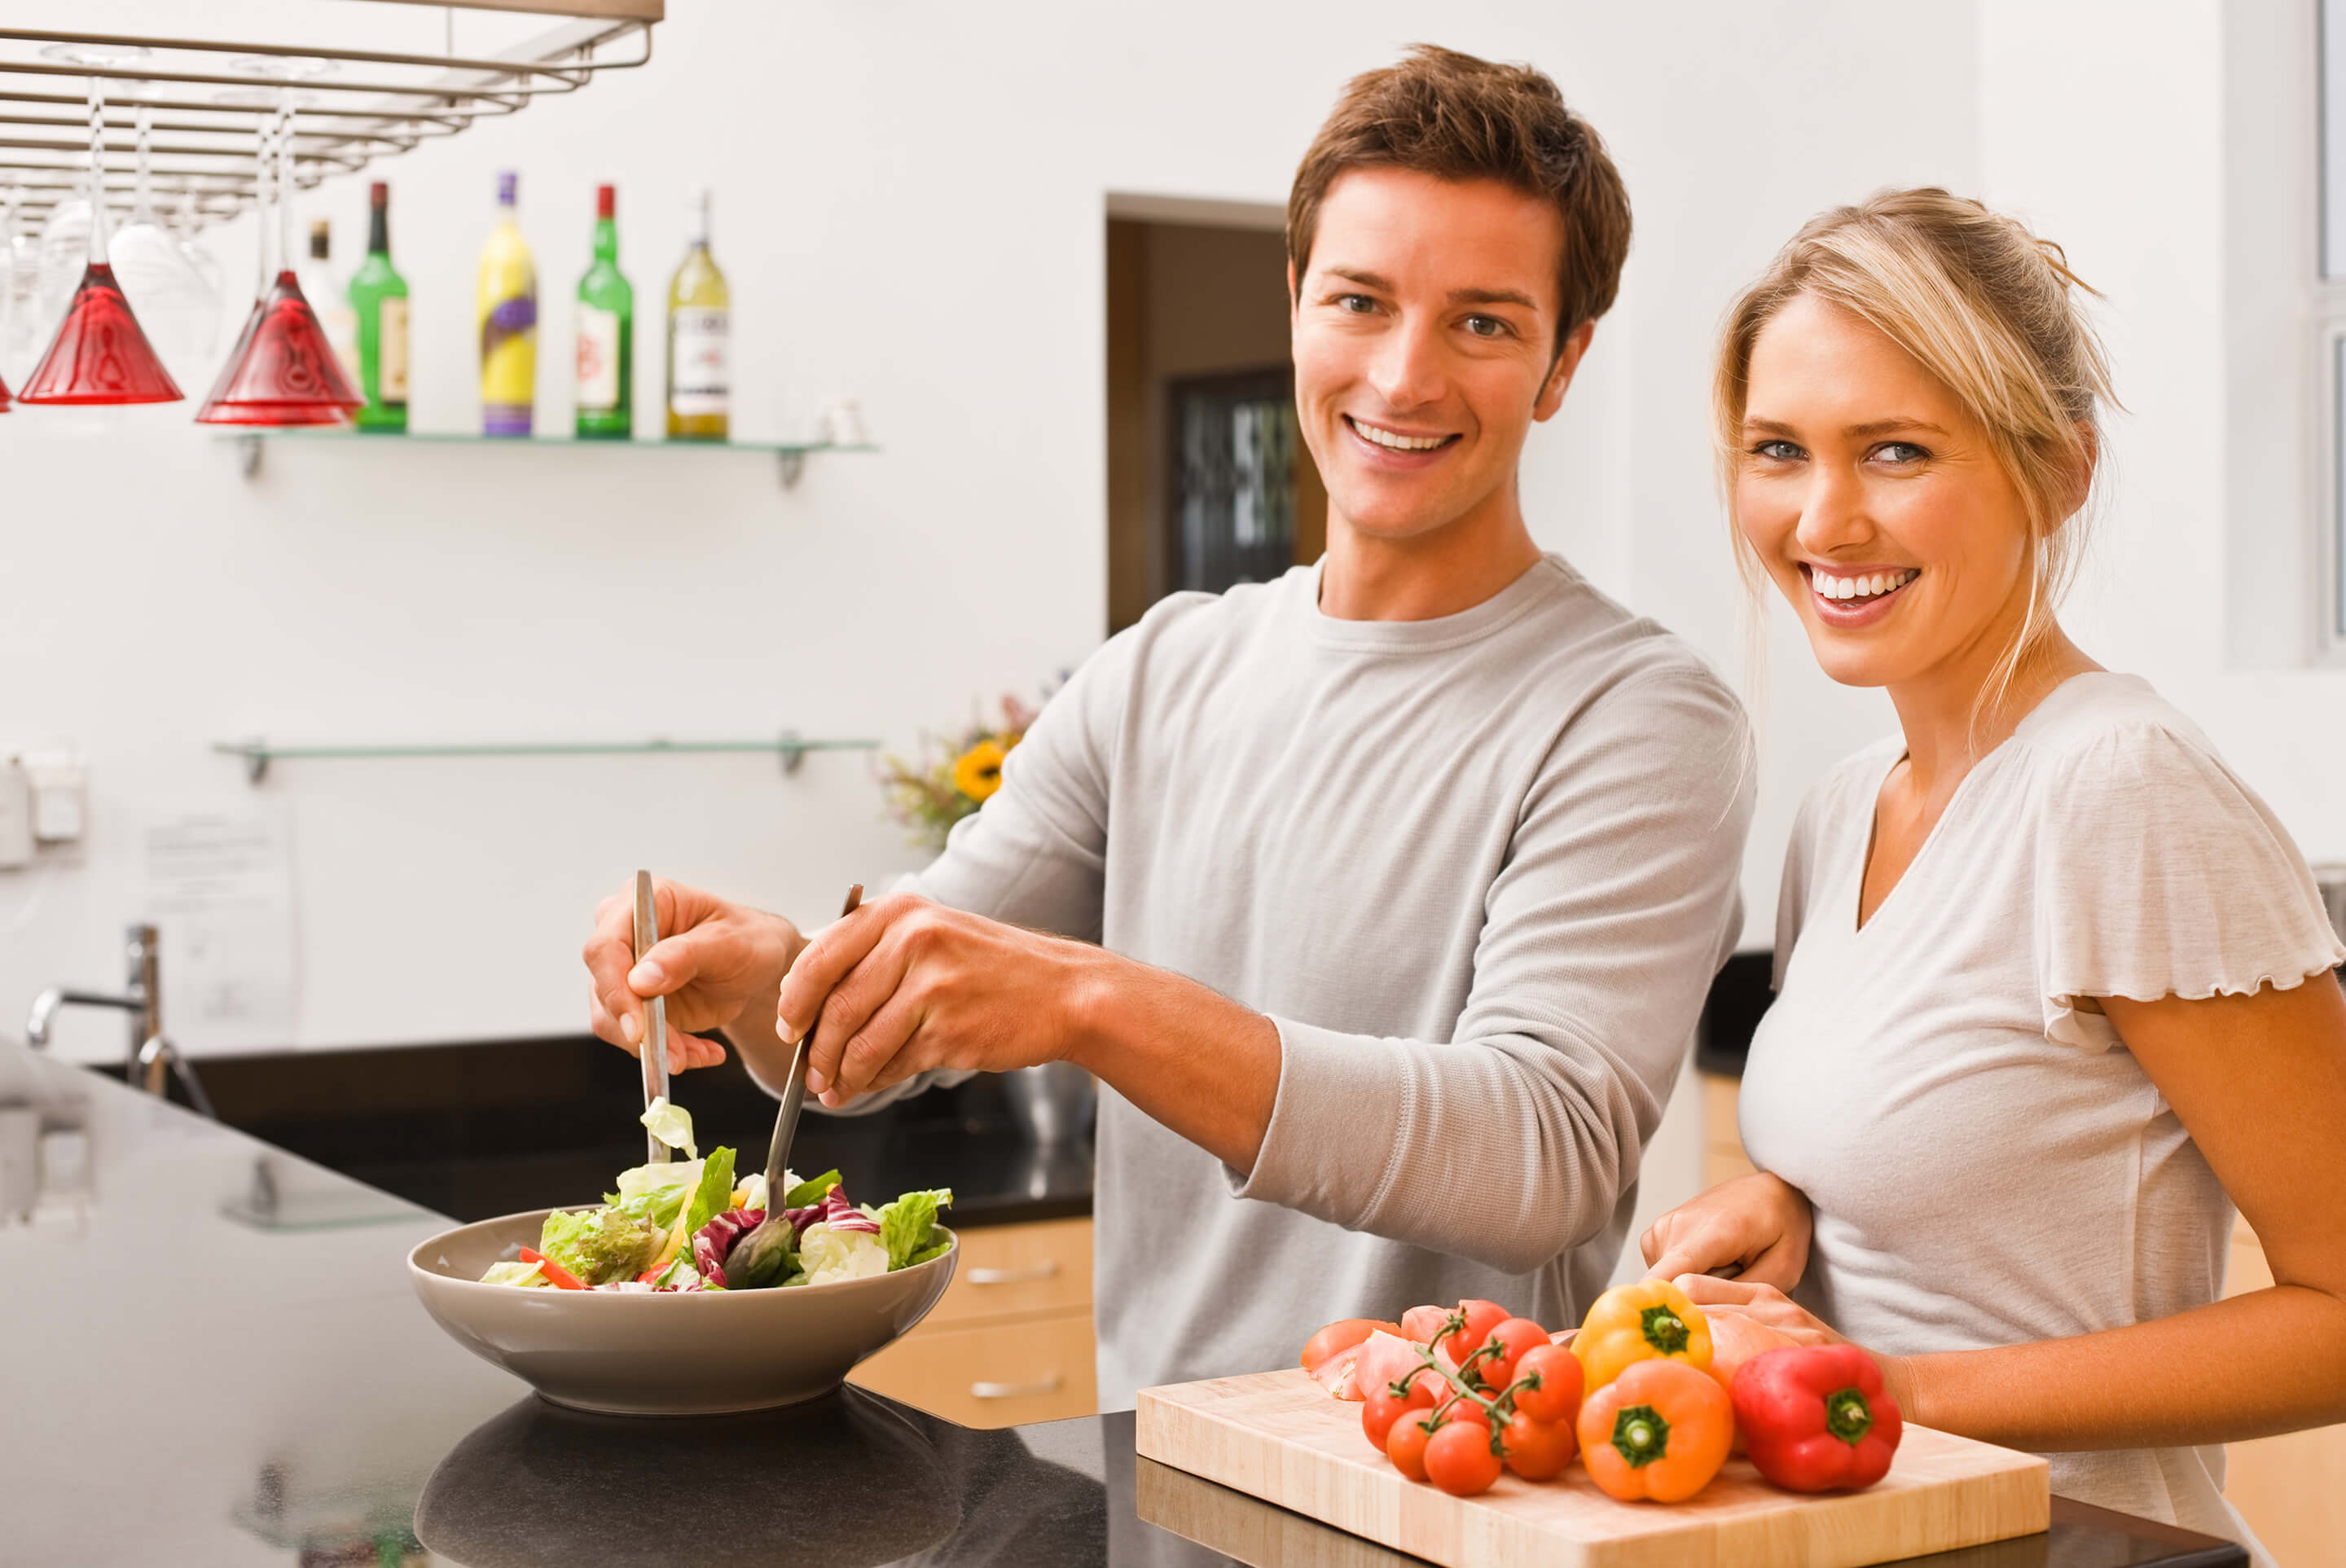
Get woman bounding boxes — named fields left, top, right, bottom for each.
left=1640, top=187, right=2346, bottom=1559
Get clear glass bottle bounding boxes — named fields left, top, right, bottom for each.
left=666, top=189, right=729, bottom=441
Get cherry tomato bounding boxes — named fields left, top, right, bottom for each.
left=1385, top=1408, right=1439, bottom=1482
left=1362, top=1368, right=1439, bottom=1451
left=1467, top=1317, right=1551, bottom=1390
left=1499, top=1410, right=1578, bottom=1481
left=1433, top=1392, right=1494, bottom=1430
left=1509, top=1344, right=1585, bottom=1425
left=1439, top=1299, right=1511, bottom=1369
left=1423, top=1418, right=1504, bottom=1496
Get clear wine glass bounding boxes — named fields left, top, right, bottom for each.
left=4, top=185, right=42, bottom=385
left=174, top=190, right=226, bottom=308
left=106, top=89, right=220, bottom=384
left=16, top=59, right=182, bottom=404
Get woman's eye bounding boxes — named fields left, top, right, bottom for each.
left=1873, top=441, right=1930, bottom=463
left=1751, top=440, right=1803, bottom=462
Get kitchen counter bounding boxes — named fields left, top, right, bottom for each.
left=2, top=1045, right=2247, bottom=1566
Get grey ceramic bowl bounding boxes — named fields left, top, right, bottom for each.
left=408, top=1206, right=957, bottom=1416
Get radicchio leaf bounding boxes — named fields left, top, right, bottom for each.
left=690, top=1207, right=765, bottom=1288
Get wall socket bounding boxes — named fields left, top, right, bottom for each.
left=19, top=751, right=85, bottom=844
left=0, top=762, right=30, bottom=869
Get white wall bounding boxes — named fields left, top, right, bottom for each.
left=2, top=0, right=1994, bottom=1073
left=13, top=3, right=2338, bottom=1254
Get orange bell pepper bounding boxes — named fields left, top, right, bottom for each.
left=1577, top=1358, right=1733, bottom=1503
left=1573, top=1279, right=1711, bottom=1392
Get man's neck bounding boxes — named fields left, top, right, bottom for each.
left=1318, top=494, right=1544, bottom=622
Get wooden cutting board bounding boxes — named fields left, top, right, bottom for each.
left=1136, top=1368, right=2049, bottom=1568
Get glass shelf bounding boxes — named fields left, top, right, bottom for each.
left=214, top=734, right=881, bottom=784
left=222, top=431, right=877, bottom=488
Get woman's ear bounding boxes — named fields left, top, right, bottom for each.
left=2057, top=421, right=2098, bottom=522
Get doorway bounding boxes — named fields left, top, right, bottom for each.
left=1105, top=200, right=1327, bottom=634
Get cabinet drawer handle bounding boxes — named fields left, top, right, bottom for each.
left=971, top=1374, right=1064, bottom=1399
left=967, top=1260, right=1059, bottom=1285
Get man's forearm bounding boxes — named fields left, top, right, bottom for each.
left=1065, top=949, right=1282, bottom=1174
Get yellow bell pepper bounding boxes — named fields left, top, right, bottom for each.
left=1575, top=1279, right=1712, bottom=1393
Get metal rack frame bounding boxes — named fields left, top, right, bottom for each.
left=0, top=3, right=659, bottom=229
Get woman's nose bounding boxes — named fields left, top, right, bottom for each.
left=1794, top=464, right=1874, bottom=555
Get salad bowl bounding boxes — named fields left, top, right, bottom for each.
left=409, top=1206, right=959, bottom=1416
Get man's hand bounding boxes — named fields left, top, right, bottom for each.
left=584, top=877, right=805, bottom=1073
left=1640, top=1171, right=1813, bottom=1290
left=776, top=894, right=1096, bottom=1105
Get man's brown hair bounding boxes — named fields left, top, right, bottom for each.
left=1287, top=44, right=1632, bottom=353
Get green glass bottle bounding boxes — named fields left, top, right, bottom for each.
left=574, top=182, right=632, bottom=439
left=348, top=182, right=408, bottom=433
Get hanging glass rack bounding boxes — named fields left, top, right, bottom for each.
left=0, top=3, right=660, bottom=231
left=214, top=732, right=880, bottom=785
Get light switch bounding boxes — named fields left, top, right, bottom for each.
left=0, top=762, right=31, bottom=869
left=20, top=751, right=84, bottom=844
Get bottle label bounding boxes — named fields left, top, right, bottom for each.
left=670, top=306, right=729, bottom=416
left=577, top=304, right=622, bottom=411
left=480, top=291, right=538, bottom=434
left=379, top=296, right=410, bottom=404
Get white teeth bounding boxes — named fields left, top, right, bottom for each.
left=1353, top=419, right=1448, bottom=452
left=1815, top=569, right=1915, bottom=602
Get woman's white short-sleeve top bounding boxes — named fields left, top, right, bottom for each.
left=1740, top=672, right=2343, bottom=1556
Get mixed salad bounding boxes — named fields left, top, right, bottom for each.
left=479, top=1098, right=952, bottom=1293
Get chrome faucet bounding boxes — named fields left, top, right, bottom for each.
left=25, top=924, right=213, bottom=1115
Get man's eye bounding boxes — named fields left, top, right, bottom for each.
left=1463, top=315, right=1509, bottom=338
left=1335, top=294, right=1377, bottom=314
left=1751, top=440, right=1803, bottom=461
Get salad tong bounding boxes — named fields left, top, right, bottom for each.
left=631, top=870, right=670, bottom=1166
left=727, top=883, right=863, bottom=1287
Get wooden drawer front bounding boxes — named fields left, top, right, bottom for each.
left=927, top=1216, right=1092, bottom=1326
left=849, top=1309, right=1096, bottom=1427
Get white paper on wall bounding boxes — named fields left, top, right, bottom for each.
left=143, top=806, right=299, bottom=1054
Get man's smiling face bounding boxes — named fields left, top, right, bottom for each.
left=1291, top=166, right=1584, bottom=547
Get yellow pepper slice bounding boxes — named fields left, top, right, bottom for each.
left=1575, top=1279, right=1712, bottom=1393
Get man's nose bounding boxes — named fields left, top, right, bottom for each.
left=1368, top=315, right=1447, bottom=411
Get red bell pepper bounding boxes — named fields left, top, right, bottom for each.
left=518, top=1246, right=586, bottom=1291
left=1729, top=1345, right=1902, bottom=1492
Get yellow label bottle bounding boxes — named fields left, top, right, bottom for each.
left=666, top=189, right=730, bottom=441
left=477, top=170, right=537, bottom=437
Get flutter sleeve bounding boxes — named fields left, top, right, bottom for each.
left=2032, top=720, right=2345, bottom=1052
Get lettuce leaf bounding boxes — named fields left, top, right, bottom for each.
left=876, top=1188, right=952, bottom=1271
left=639, top=1096, right=698, bottom=1159
left=904, top=1238, right=953, bottom=1268
left=480, top=1258, right=551, bottom=1288
left=681, top=1147, right=737, bottom=1243
left=538, top=1204, right=666, bottom=1285
left=611, top=1157, right=701, bottom=1227
left=780, top=1169, right=841, bottom=1209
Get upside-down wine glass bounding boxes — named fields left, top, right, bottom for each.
left=16, top=61, right=182, bottom=404
left=196, top=64, right=359, bottom=424
left=107, top=89, right=220, bottom=383
left=0, top=187, right=15, bottom=410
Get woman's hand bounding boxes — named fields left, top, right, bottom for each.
left=1640, top=1172, right=1813, bottom=1290
left=583, top=877, right=804, bottom=1071
left=1673, top=1275, right=1918, bottom=1422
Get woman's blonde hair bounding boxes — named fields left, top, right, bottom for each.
left=1712, top=187, right=2118, bottom=730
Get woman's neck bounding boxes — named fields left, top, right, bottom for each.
left=1887, top=615, right=2099, bottom=800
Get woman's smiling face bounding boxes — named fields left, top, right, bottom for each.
left=1737, top=292, right=2037, bottom=692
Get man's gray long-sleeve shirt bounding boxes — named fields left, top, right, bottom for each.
left=906, top=555, right=1753, bottom=1408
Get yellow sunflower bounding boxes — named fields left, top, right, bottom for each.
left=951, top=737, right=1010, bottom=802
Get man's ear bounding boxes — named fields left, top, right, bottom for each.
left=1533, top=319, right=1597, bottom=423
left=1287, top=259, right=1298, bottom=314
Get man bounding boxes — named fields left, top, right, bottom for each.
left=585, top=45, right=1752, bottom=1408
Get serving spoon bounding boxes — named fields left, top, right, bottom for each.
left=724, top=883, right=863, bottom=1288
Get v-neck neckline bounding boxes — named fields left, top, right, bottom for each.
left=1847, top=671, right=2111, bottom=934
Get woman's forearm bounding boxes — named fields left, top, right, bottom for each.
left=1898, top=1283, right=2346, bottom=1450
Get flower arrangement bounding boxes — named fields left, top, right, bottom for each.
left=879, top=693, right=1042, bottom=853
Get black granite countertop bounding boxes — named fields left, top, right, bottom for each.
left=1, top=1045, right=2246, bottom=1566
